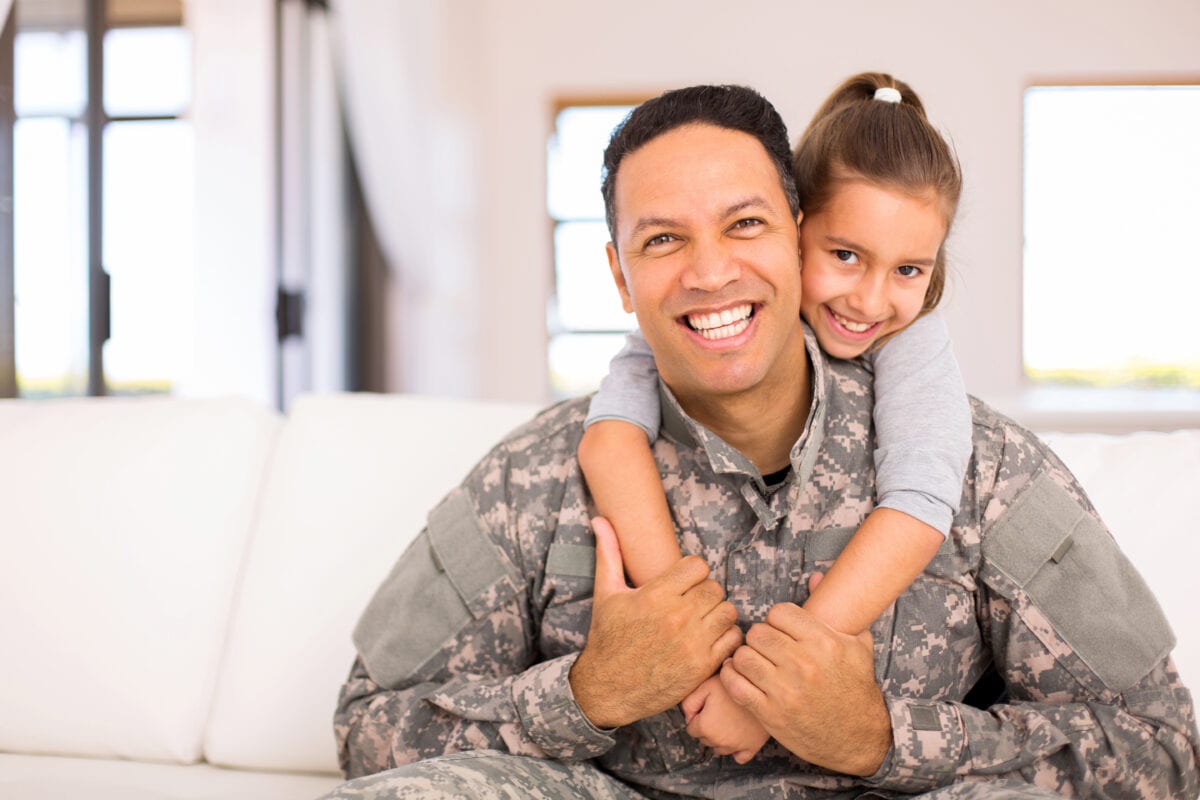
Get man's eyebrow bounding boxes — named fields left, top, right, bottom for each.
left=626, top=196, right=778, bottom=242
left=628, top=216, right=679, bottom=241
left=723, top=196, right=773, bottom=217
left=824, top=235, right=936, bottom=266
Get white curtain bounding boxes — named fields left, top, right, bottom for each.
left=324, top=0, right=481, bottom=396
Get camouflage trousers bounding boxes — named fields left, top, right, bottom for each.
left=319, top=751, right=645, bottom=799
left=318, top=751, right=1068, bottom=800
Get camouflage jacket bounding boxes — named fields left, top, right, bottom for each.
left=337, top=332, right=1200, bottom=798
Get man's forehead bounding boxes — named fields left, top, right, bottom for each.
left=620, top=122, right=766, bottom=170
left=612, top=124, right=788, bottom=232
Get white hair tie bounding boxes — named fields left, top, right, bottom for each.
left=873, top=87, right=902, bottom=103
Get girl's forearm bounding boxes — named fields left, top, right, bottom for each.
left=578, top=420, right=681, bottom=586
left=803, top=507, right=943, bottom=634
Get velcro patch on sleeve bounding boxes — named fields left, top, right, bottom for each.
left=353, top=487, right=519, bottom=688
left=427, top=488, right=519, bottom=620
left=983, top=472, right=1176, bottom=692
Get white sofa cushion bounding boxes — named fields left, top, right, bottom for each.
left=204, top=393, right=540, bottom=774
left=1042, top=429, right=1200, bottom=686
left=0, top=753, right=341, bottom=800
left=0, top=397, right=281, bottom=763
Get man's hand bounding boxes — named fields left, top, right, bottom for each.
left=681, top=674, right=770, bottom=763
left=570, top=517, right=742, bottom=729
left=719, top=582, right=892, bottom=776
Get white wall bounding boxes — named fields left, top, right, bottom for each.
left=187, top=0, right=276, bottom=406
left=187, top=0, right=1200, bottom=429
left=456, top=0, right=1200, bottom=430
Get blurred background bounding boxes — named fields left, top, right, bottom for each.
left=0, top=0, right=1197, bottom=432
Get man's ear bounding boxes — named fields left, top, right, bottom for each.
left=606, top=242, right=635, bottom=314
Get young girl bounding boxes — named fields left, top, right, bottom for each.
left=578, top=73, right=972, bottom=762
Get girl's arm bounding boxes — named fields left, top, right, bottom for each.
left=578, top=421, right=680, bottom=585
left=580, top=331, right=681, bottom=586
left=806, top=311, right=973, bottom=634
left=803, top=508, right=943, bottom=633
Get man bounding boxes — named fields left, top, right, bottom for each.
left=323, top=86, right=1199, bottom=798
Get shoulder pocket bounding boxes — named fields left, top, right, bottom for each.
left=983, top=472, right=1175, bottom=692
left=353, top=488, right=519, bottom=688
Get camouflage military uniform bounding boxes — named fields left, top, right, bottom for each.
left=327, top=330, right=1200, bottom=799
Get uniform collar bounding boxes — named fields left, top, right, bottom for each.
left=659, top=324, right=830, bottom=503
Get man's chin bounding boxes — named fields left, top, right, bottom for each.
left=665, top=363, right=772, bottom=403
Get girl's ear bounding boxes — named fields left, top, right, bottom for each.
left=606, top=242, right=635, bottom=314
left=796, top=211, right=805, bottom=271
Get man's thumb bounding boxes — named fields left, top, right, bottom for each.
left=807, top=570, right=824, bottom=593
left=591, top=516, right=629, bottom=599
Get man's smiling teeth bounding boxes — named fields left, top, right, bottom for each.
left=687, top=304, right=753, bottom=340
left=832, top=310, right=874, bottom=333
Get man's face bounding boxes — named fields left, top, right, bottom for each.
left=606, top=123, right=805, bottom=407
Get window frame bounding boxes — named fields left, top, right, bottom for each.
left=545, top=95, right=646, bottom=398
left=0, top=6, right=14, bottom=398
left=0, top=0, right=187, bottom=399
left=1014, top=75, right=1200, bottom=432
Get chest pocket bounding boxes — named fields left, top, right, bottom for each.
left=539, top=542, right=597, bottom=660
left=803, top=528, right=896, bottom=680
left=982, top=472, right=1175, bottom=693
left=541, top=541, right=707, bottom=771
left=804, top=527, right=977, bottom=699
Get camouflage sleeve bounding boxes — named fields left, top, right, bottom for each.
left=334, top=653, right=614, bottom=779
left=864, top=454, right=1200, bottom=796
left=866, top=659, right=1198, bottom=795
left=334, top=439, right=616, bottom=779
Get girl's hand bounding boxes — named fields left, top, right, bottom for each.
left=681, top=674, right=770, bottom=763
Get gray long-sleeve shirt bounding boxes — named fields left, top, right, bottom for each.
left=586, top=311, right=972, bottom=535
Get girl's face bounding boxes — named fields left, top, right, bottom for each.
left=798, top=180, right=947, bottom=359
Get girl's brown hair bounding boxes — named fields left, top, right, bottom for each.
left=792, top=72, right=962, bottom=316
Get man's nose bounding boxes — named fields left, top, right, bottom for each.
left=682, top=239, right=740, bottom=293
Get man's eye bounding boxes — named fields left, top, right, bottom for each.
left=834, top=249, right=858, bottom=264
left=897, top=265, right=923, bottom=277
left=645, top=234, right=676, bottom=248
left=731, top=218, right=763, bottom=231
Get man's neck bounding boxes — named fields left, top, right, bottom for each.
left=675, top=340, right=813, bottom=475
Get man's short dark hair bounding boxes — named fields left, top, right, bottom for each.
left=600, top=85, right=801, bottom=243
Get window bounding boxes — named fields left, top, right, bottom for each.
left=546, top=103, right=636, bottom=398
left=7, top=0, right=191, bottom=398
left=12, top=20, right=88, bottom=396
left=1023, top=84, right=1200, bottom=390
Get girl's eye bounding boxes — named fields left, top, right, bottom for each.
left=834, top=249, right=858, bottom=264
left=897, top=265, right=923, bottom=277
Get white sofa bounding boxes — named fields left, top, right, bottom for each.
left=0, top=393, right=1196, bottom=799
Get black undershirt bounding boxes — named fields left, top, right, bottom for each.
left=762, top=465, right=791, bottom=488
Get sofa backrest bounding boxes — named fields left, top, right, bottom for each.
left=0, top=397, right=282, bottom=764
left=202, top=393, right=541, bottom=775
left=2, top=393, right=1192, bottom=776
